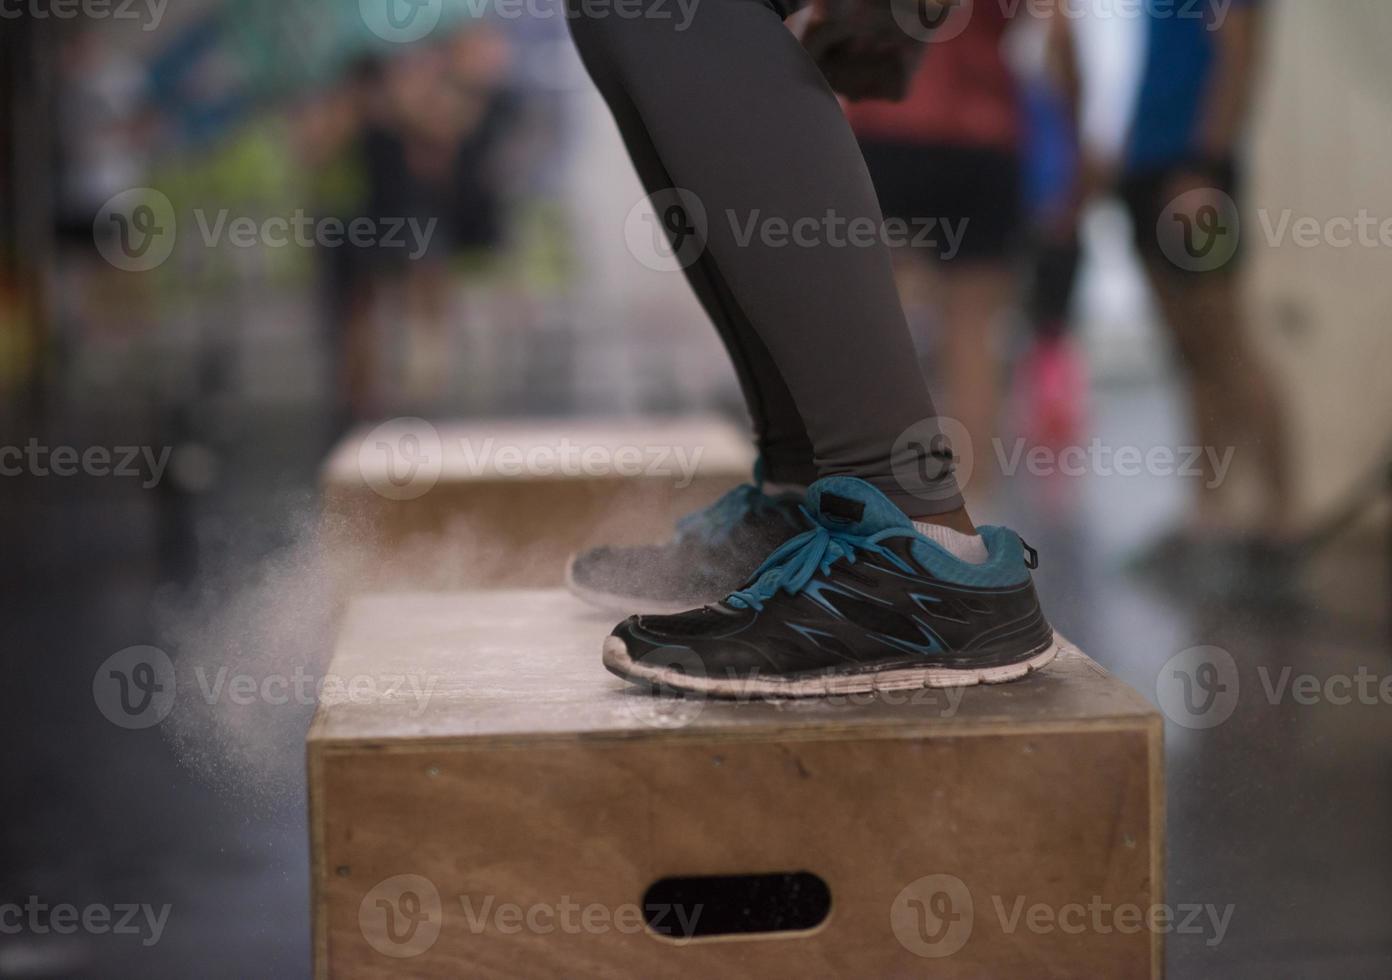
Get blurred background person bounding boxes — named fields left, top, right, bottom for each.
left=1113, top=0, right=1295, bottom=563
left=292, top=55, right=384, bottom=428
left=378, top=26, right=519, bottom=404
left=53, top=28, right=159, bottom=358
left=842, top=1, right=1043, bottom=500
left=292, top=25, right=523, bottom=427
left=1014, top=10, right=1091, bottom=454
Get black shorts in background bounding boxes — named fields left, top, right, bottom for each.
left=857, top=140, right=1023, bottom=264
left=1118, top=159, right=1244, bottom=274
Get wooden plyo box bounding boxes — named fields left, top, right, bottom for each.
left=309, top=592, right=1163, bottom=979
left=320, top=416, right=754, bottom=591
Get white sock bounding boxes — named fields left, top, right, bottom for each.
left=762, top=480, right=808, bottom=499
left=912, top=520, right=990, bottom=565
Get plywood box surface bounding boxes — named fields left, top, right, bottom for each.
left=320, top=415, right=755, bottom=591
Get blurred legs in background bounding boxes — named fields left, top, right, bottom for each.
left=1121, top=166, right=1295, bottom=543
left=845, top=2, right=1027, bottom=501
left=1016, top=23, right=1089, bottom=455
left=938, top=262, right=1016, bottom=487
left=1142, top=252, right=1293, bottom=538
left=1118, top=2, right=1294, bottom=548
left=1019, top=233, right=1086, bottom=451
left=881, top=244, right=1019, bottom=497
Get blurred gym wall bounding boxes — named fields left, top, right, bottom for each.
left=1247, top=0, right=1392, bottom=527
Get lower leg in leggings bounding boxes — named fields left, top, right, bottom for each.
left=567, top=0, right=969, bottom=523
left=581, top=63, right=818, bottom=487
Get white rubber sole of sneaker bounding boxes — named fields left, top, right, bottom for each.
left=602, top=631, right=1065, bottom=700
left=564, top=554, right=708, bottom=617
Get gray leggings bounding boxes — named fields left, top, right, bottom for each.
left=567, top=0, right=964, bottom=516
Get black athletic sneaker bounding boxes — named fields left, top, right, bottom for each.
left=565, top=476, right=808, bottom=615
left=603, top=476, right=1059, bottom=698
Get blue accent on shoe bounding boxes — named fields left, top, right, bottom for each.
left=804, top=475, right=915, bottom=537
left=674, top=463, right=805, bottom=548
left=910, top=526, right=1033, bottom=589
left=675, top=483, right=766, bottom=546
left=726, top=476, right=1033, bottom=611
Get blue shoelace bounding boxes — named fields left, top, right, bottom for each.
left=726, top=510, right=914, bottom=612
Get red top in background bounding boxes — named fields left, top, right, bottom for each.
left=844, top=3, right=1020, bottom=151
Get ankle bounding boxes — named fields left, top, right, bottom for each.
left=911, top=507, right=978, bottom=537
left=911, top=516, right=990, bottom=565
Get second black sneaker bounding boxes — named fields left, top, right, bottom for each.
left=603, top=476, right=1060, bottom=698
left=566, top=472, right=808, bottom=615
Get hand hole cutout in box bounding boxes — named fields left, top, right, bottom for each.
left=641, top=871, right=832, bottom=941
